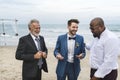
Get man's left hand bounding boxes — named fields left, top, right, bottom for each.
left=90, top=76, right=99, bottom=80
left=76, top=54, right=83, bottom=59
left=42, top=52, right=47, bottom=58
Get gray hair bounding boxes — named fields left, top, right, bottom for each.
left=28, top=19, right=39, bottom=29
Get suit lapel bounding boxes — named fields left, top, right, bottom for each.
left=39, top=36, right=44, bottom=51
left=74, top=35, right=79, bottom=55
left=64, top=34, right=68, bottom=54
left=27, top=34, right=38, bottom=51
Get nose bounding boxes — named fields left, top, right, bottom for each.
left=91, top=29, right=94, bottom=33
left=74, top=27, right=78, bottom=31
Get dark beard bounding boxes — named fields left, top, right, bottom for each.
left=93, top=34, right=100, bottom=38
left=93, top=34, right=97, bottom=38
left=69, top=31, right=76, bottom=35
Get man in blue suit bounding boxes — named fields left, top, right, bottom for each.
left=54, top=19, right=86, bottom=80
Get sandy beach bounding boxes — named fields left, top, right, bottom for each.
left=0, top=46, right=120, bottom=80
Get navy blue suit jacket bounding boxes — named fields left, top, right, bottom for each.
left=54, top=34, right=86, bottom=77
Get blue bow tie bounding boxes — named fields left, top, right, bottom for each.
left=69, top=37, right=76, bottom=40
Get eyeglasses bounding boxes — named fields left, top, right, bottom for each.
left=90, top=26, right=99, bottom=31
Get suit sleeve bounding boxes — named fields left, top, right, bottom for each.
left=54, top=36, right=60, bottom=57
left=41, top=36, right=48, bottom=72
left=81, top=36, right=86, bottom=58
left=42, top=37, right=48, bottom=54
left=15, top=37, right=35, bottom=61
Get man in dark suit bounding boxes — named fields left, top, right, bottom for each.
left=15, top=19, right=48, bottom=80
left=54, top=19, right=86, bottom=80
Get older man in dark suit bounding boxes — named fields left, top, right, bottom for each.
left=15, top=19, right=48, bottom=80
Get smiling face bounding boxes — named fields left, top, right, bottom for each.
left=90, top=24, right=101, bottom=38
left=29, top=22, right=40, bottom=37
left=67, top=19, right=79, bottom=36
left=68, top=22, right=78, bottom=36
left=90, top=17, right=105, bottom=38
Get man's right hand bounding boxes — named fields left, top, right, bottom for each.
left=56, top=53, right=64, bottom=60
left=34, top=51, right=43, bottom=59
left=90, top=76, right=100, bottom=80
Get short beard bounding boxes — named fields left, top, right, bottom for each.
left=93, top=34, right=100, bottom=38
left=69, top=31, right=76, bottom=36
left=32, top=32, right=39, bottom=37
left=93, top=34, right=97, bottom=38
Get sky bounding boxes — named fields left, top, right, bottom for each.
left=0, top=0, right=120, bottom=24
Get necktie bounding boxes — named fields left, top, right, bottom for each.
left=69, top=37, right=76, bottom=40
left=35, top=37, right=43, bottom=69
left=35, top=38, right=41, bottom=50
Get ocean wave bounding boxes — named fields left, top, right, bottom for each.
left=0, top=34, right=10, bottom=37
left=0, top=34, right=19, bottom=37
left=110, top=29, right=120, bottom=32
left=44, top=29, right=66, bottom=33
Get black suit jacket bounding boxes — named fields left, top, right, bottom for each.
left=15, top=34, right=48, bottom=78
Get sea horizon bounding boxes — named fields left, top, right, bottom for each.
left=0, top=24, right=120, bottom=47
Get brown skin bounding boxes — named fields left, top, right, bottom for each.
left=29, top=22, right=47, bottom=59
left=90, top=76, right=100, bottom=80
left=90, top=18, right=105, bottom=38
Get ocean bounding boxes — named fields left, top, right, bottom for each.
left=0, top=24, right=120, bottom=48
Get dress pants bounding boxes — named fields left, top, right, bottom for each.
left=23, top=67, right=42, bottom=80
left=90, top=68, right=118, bottom=80
left=57, top=62, right=77, bottom=80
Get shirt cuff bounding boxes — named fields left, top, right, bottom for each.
left=94, top=71, right=104, bottom=78
left=94, top=69, right=112, bottom=78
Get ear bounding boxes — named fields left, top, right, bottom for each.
left=29, top=27, right=32, bottom=31
left=99, top=26, right=103, bottom=31
left=67, top=26, right=69, bottom=29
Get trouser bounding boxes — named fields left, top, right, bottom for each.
left=57, top=62, right=77, bottom=80
left=90, top=68, right=117, bottom=80
left=23, top=68, right=42, bottom=80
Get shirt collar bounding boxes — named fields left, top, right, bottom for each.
left=100, top=28, right=108, bottom=38
left=30, top=33, right=40, bottom=40
left=67, top=33, right=76, bottom=38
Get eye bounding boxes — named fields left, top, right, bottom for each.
left=35, top=27, right=40, bottom=29
left=90, top=28, right=94, bottom=30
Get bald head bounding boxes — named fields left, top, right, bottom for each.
left=89, top=17, right=106, bottom=38
left=90, top=17, right=105, bottom=28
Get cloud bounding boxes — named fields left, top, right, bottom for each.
left=0, top=0, right=39, bottom=5
left=36, top=0, right=96, bottom=13
left=0, top=0, right=120, bottom=24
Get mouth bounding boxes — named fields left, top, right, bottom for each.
left=71, top=31, right=76, bottom=35
left=72, top=30, right=77, bottom=32
left=32, top=32, right=39, bottom=36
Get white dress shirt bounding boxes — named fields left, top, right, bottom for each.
left=67, top=34, right=76, bottom=63
left=86, top=28, right=120, bottom=78
left=30, top=33, right=40, bottom=49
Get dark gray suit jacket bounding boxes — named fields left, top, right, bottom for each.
left=15, top=34, right=48, bottom=78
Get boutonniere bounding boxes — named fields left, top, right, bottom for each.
left=75, top=42, right=79, bottom=48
